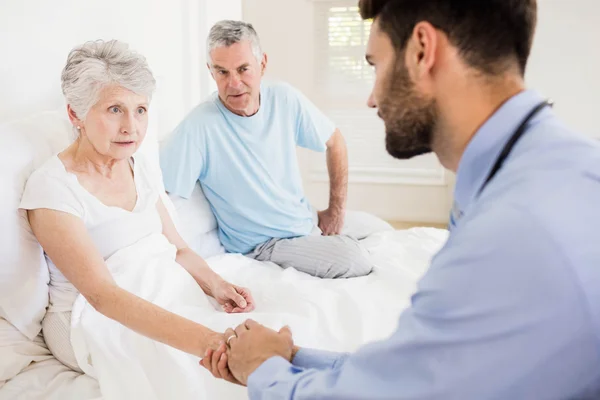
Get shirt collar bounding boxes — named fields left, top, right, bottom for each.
left=453, top=89, right=546, bottom=218
left=214, top=84, right=264, bottom=120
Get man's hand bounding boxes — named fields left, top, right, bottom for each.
left=223, top=320, right=294, bottom=385
left=200, top=338, right=301, bottom=386
left=211, top=280, right=256, bottom=313
left=318, top=208, right=345, bottom=236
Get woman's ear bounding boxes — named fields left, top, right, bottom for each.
left=66, top=104, right=82, bottom=129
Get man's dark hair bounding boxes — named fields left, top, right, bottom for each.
left=359, top=0, right=537, bottom=76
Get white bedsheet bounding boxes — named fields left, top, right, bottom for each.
left=0, top=228, right=448, bottom=400
left=0, top=358, right=100, bottom=400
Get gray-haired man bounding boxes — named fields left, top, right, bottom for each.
left=160, top=20, right=372, bottom=278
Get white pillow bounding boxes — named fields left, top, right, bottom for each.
left=0, top=111, right=72, bottom=339
left=168, top=183, right=218, bottom=237
left=187, top=228, right=225, bottom=259
left=0, top=108, right=174, bottom=339
left=166, top=183, right=224, bottom=258
left=343, top=210, right=394, bottom=240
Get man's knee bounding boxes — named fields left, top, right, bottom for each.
left=326, top=239, right=372, bottom=279
left=335, top=254, right=372, bottom=278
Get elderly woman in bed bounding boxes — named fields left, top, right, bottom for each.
left=19, top=40, right=254, bottom=373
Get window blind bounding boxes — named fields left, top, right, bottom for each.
left=311, top=0, right=445, bottom=186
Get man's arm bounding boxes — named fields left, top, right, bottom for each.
left=285, top=83, right=347, bottom=235
left=318, top=128, right=348, bottom=235
left=291, top=347, right=350, bottom=371
left=246, top=206, right=592, bottom=399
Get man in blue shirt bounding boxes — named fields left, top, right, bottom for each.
left=160, top=20, right=371, bottom=279
left=201, top=0, right=600, bottom=398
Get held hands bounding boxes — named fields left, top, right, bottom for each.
left=200, top=320, right=296, bottom=386
left=318, top=207, right=345, bottom=236
left=211, top=280, right=255, bottom=313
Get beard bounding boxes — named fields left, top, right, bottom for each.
left=377, top=59, right=438, bottom=160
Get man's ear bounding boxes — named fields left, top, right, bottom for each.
left=207, top=63, right=216, bottom=79
left=407, top=21, right=438, bottom=80
left=260, top=53, right=268, bottom=76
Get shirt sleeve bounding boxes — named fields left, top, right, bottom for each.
left=19, top=170, right=84, bottom=218
left=159, top=118, right=205, bottom=199
left=291, top=348, right=350, bottom=371
left=246, top=205, right=592, bottom=400
left=287, top=84, right=336, bottom=152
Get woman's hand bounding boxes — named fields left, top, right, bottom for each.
left=201, top=342, right=244, bottom=386
left=211, top=280, right=255, bottom=313
left=205, top=330, right=227, bottom=352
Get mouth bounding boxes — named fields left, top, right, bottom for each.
left=113, top=141, right=135, bottom=147
left=228, top=93, right=247, bottom=99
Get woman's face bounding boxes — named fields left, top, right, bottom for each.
left=76, top=85, right=149, bottom=160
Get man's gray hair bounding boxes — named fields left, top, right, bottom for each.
left=207, top=20, right=263, bottom=64
left=61, top=39, right=156, bottom=121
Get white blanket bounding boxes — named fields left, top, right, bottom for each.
left=68, top=228, right=448, bottom=400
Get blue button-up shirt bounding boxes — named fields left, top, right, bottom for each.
left=247, top=90, right=600, bottom=399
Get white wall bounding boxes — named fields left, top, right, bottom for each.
left=0, top=0, right=242, bottom=138
left=243, top=0, right=600, bottom=222
left=526, top=0, right=600, bottom=138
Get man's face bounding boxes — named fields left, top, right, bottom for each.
left=365, top=20, right=437, bottom=159
left=208, top=40, right=266, bottom=116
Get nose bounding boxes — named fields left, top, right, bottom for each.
left=121, top=113, right=136, bottom=135
left=228, top=72, right=243, bottom=90
left=367, top=91, right=377, bottom=109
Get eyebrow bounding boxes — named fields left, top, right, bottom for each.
left=211, top=63, right=250, bottom=70
left=106, top=101, right=148, bottom=108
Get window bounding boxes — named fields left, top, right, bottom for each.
left=315, top=3, right=373, bottom=101
left=311, top=0, right=446, bottom=187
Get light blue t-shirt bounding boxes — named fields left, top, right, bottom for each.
left=159, top=81, right=335, bottom=254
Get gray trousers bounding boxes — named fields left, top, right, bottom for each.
left=246, top=211, right=373, bottom=279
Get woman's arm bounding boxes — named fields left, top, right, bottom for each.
left=28, top=208, right=222, bottom=357
left=156, top=198, right=255, bottom=313
left=155, top=198, right=223, bottom=296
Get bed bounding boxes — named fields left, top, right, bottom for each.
left=0, top=111, right=449, bottom=399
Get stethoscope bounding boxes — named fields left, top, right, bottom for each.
left=450, top=99, right=554, bottom=229
left=476, top=99, right=554, bottom=197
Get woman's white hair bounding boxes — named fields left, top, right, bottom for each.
left=61, top=39, right=156, bottom=121
left=207, top=20, right=263, bottom=63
